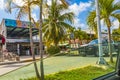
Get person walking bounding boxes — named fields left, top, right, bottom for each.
left=0, top=34, right=5, bottom=62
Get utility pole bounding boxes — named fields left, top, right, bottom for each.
left=95, top=0, right=107, bottom=65
left=39, top=0, right=44, bottom=80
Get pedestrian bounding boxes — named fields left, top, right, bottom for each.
left=0, top=34, right=2, bottom=52
left=0, top=34, right=6, bottom=62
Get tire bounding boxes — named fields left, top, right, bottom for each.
left=82, top=53, right=86, bottom=57
left=81, top=52, right=87, bottom=57
left=104, top=53, right=109, bottom=57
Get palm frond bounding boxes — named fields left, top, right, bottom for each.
left=4, top=0, right=13, bottom=13
left=58, top=12, right=74, bottom=23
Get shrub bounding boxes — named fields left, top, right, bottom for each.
left=47, top=46, right=60, bottom=55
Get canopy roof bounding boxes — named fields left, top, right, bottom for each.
left=4, top=19, right=39, bottom=38
left=7, top=27, right=38, bottom=38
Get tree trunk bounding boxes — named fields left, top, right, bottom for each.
left=108, top=27, right=113, bottom=63
left=28, top=1, right=40, bottom=79
left=39, top=0, right=44, bottom=80
left=54, top=40, right=58, bottom=47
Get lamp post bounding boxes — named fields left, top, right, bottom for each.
left=95, top=0, right=107, bottom=64
left=39, top=0, right=44, bottom=80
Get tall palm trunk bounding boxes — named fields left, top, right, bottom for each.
left=28, top=1, right=40, bottom=79
left=108, top=26, right=113, bottom=63
left=39, top=0, right=44, bottom=80
left=119, top=23, right=120, bottom=29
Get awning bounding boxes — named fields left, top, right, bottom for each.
left=7, top=27, right=38, bottom=38
left=4, top=19, right=39, bottom=38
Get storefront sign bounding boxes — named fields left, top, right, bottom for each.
left=5, top=19, right=36, bottom=28
left=5, top=19, right=17, bottom=27
left=7, top=39, right=30, bottom=43
left=7, top=39, right=39, bottom=43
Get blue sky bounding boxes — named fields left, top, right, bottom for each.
left=0, top=0, right=119, bottom=31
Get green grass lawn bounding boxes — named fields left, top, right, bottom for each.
left=21, top=65, right=114, bottom=80
left=0, top=56, right=116, bottom=80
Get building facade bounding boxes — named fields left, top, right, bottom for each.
left=0, top=19, right=39, bottom=56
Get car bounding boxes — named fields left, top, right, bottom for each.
left=79, top=39, right=116, bottom=57
left=93, top=44, right=120, bottom=80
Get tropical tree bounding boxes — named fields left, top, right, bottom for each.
left=74, top=28, right=89, bottom=40
left=87, top=11, right=98, bottom=37
left=87, top=0, right=120, bottom=63
left=112, top=28, right=120, bottom=41
left=4, top=0, right=41, bottom=79
left=42, top=0, right=74, bottom=46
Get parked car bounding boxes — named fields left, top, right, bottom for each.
left=79, top=39, right=116, bottom=57
left=93, top=44, right=120, bottom=80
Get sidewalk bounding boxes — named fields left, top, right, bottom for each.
left=0, top=55, right=40, bottom=65
left=0, top=62, right=31, bottom=76
left=0, top=55, right=40, bottom=76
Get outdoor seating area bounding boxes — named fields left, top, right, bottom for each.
left=3, top=50, right=20, bottom=61
left=0, top=50, right=20, bottom=62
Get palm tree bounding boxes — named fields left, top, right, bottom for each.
left=112, top=28, right=120, bottom=41
left=5, top=0, right=40, bottom=78
left=87, top=11, right=98, bottom=36
left=42, top=0, right=74, bottom=46
left=87, top=0, right=120, bottom=63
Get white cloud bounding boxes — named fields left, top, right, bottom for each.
left=13, top=0, right=25, bottom=6
left=46, top=0, right=61, bottom=6
left=0, top=0, right=4, bottom=10
left=65, top=1, right=92, bottom=29
left=3, top=0, right=24, bottom=11
left=100, top=19, right=107, bottom=30
left=73, top=17, right=88, bottom=29
left=113, top=20, right=119, bottom=29
left=114, top=0, right=119, bottom=4
left=31, top=13, right=38, bottom=22
left=46, top=0, right=51, bottom=5
left=68, top=1, right=92, bottom=16
left=101, top=19, right=119, bottom=29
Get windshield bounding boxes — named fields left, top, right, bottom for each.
left=89, top=39, right=98, bottom=45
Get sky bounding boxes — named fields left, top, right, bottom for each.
left=0, top=0, right=119, bottom=31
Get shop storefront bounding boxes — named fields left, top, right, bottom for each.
left=0, top=19, right=39, bottom=56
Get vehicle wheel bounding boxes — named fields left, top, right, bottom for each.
left=82, top=54, right=86, bottom=57
left=94, top=50, right=99, bottom=57
left=104, top=53, right=109, bottom=57
left=81, top=52, right=86, bottom=57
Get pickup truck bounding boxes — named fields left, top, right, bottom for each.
left=93, top=44, right=120, bottom=80
left=79, top=39, right=117, bottom=57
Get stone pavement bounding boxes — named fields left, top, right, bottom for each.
left=0, top=55, right=40, bottom=76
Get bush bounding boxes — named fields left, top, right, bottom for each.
left=47, top=46, right=60, bottom=55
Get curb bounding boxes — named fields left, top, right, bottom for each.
left=0, top=58, right=40, bottom=65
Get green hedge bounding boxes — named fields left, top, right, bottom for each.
left=47, top=46, right=60, bottom=55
